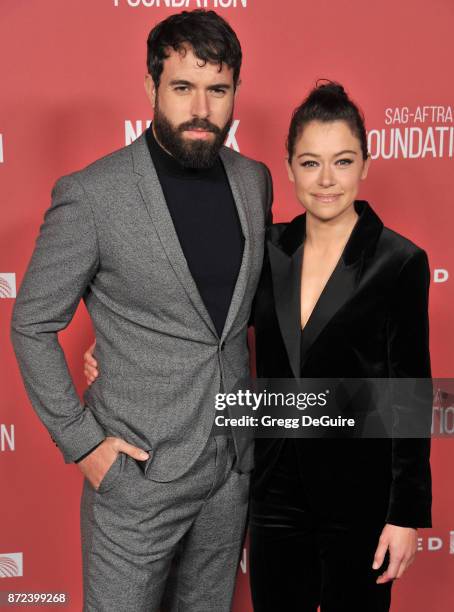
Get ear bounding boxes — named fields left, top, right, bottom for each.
left=286, top=157, right=295, bottom=183
left=361, top=154, right=371, bottom=180
left=144, top=74, right=156, bottom=107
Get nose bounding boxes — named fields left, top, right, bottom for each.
left=318, top=163, right=336, bottom=188
left=191, top=90, right=210, bottom=119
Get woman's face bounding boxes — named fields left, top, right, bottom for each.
left=287, top=120, right=370, bottom=221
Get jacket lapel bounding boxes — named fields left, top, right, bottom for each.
left=268, top=240, right=303, bottom=378
left=218, top=148, right=252, bottom=341
left=299, top=256, right=362, bottom=368
left=131, top=133, right=218, bottom=337
left=268, top=201, right=383, bottom=375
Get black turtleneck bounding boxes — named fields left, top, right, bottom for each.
left=145, top=125, right=244, bottom=338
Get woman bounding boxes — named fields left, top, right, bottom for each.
left=249, top=82, right=432, bottom=611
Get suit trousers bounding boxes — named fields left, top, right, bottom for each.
left=249, top=439, right=392, bottom=612
left=80, top=435, right=249, bottom=611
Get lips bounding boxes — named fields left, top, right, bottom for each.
left=312, top=194, right=342, bottom=202
left=183, top=129, right=214, bottom=139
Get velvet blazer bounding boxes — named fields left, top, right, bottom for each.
left=251, top=200, right=432, bottom=528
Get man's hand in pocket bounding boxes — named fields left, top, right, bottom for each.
left=77, top=437, right=149, bottom=490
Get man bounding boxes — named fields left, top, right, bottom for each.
left=11, top=10, right=272, bottom=611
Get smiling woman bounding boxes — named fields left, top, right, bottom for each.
left=250, top=81, right=432, bottom=612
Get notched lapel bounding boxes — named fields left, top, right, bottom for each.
left=218, top=149, right=252, bottom=341
left=131, top=134, right=218, bottom=337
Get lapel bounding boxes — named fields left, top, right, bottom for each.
left=131, top=135, right=252, bottom=341
left=268, top=233, right=304, bottom=379
left=219, top=147, right=252, bottom=341
left=268, top=201, right=383, bottom=376
left=131, top=133, right=218, bottom=337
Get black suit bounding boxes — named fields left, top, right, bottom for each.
left=249, top=201, right=432, bottom=611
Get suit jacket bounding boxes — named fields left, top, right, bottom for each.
left=11, top=133, right=272, bottom=482
left=251, top=200, right=432, bottom=528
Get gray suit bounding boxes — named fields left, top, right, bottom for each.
left=11, top=133, right=272, bottom=610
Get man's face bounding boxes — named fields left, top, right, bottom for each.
left=145, top=46, right=236, bottom=168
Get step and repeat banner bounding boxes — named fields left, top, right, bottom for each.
left=1, top=1, right=453, bottom=610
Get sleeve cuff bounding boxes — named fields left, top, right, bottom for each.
left=52, top=406, right=106, bottom=464
left=386, top=497, right=432, bottom=528
left=74, top=440, right=104, bottom=463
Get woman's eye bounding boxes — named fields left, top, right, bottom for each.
left=300, top=159, right=354, bottom=168
left=301, top=160, right=318, bottom=168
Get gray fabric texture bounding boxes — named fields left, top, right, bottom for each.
left=11, top=133, right=272, bottom=480
left=81, top=436, right=249, bottom=611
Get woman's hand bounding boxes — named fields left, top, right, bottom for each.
left=84, top=340, right=99, bottom=385
left=373, top=523, right=418, bottom=584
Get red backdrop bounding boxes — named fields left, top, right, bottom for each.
left=1, top=1, right=453, bottom=610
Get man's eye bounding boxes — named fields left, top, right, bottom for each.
left=210, top=88, right=226, bottom=96
left=174, top=86, right=189, bottom=93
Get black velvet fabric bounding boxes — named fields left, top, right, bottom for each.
left=249, top=201, right=432, bottom=609
left=249, top=439, right=393, bottom=612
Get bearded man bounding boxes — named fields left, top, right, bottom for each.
left=11, top=9, right=272, bottom=612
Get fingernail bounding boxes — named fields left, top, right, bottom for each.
left=139, top=452, right=149, bottom=459
left=372, top=563, right=378, bottom=569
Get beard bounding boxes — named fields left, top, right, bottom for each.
left=153, top=101, right=233, bottom=169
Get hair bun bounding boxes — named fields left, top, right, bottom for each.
left=315, top=79, right=347, bottom=97
left=286, top=80, right=368, bottom=161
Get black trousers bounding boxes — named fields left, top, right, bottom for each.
left=249, top=439, right=392, bottom=612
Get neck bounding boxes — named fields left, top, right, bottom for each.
left=305, top=204, right=358, bottom=252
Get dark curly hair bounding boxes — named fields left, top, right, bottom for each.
left=287, top=81, right=368, bottom=161
left=147, top=10, right=242, bottom=90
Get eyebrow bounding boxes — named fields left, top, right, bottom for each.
left=297, top=150, right=358, bottom=159
left=169, top=79, right=232, bottom=89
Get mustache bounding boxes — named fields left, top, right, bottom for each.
left=178, top=119, right=221, bottom=135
